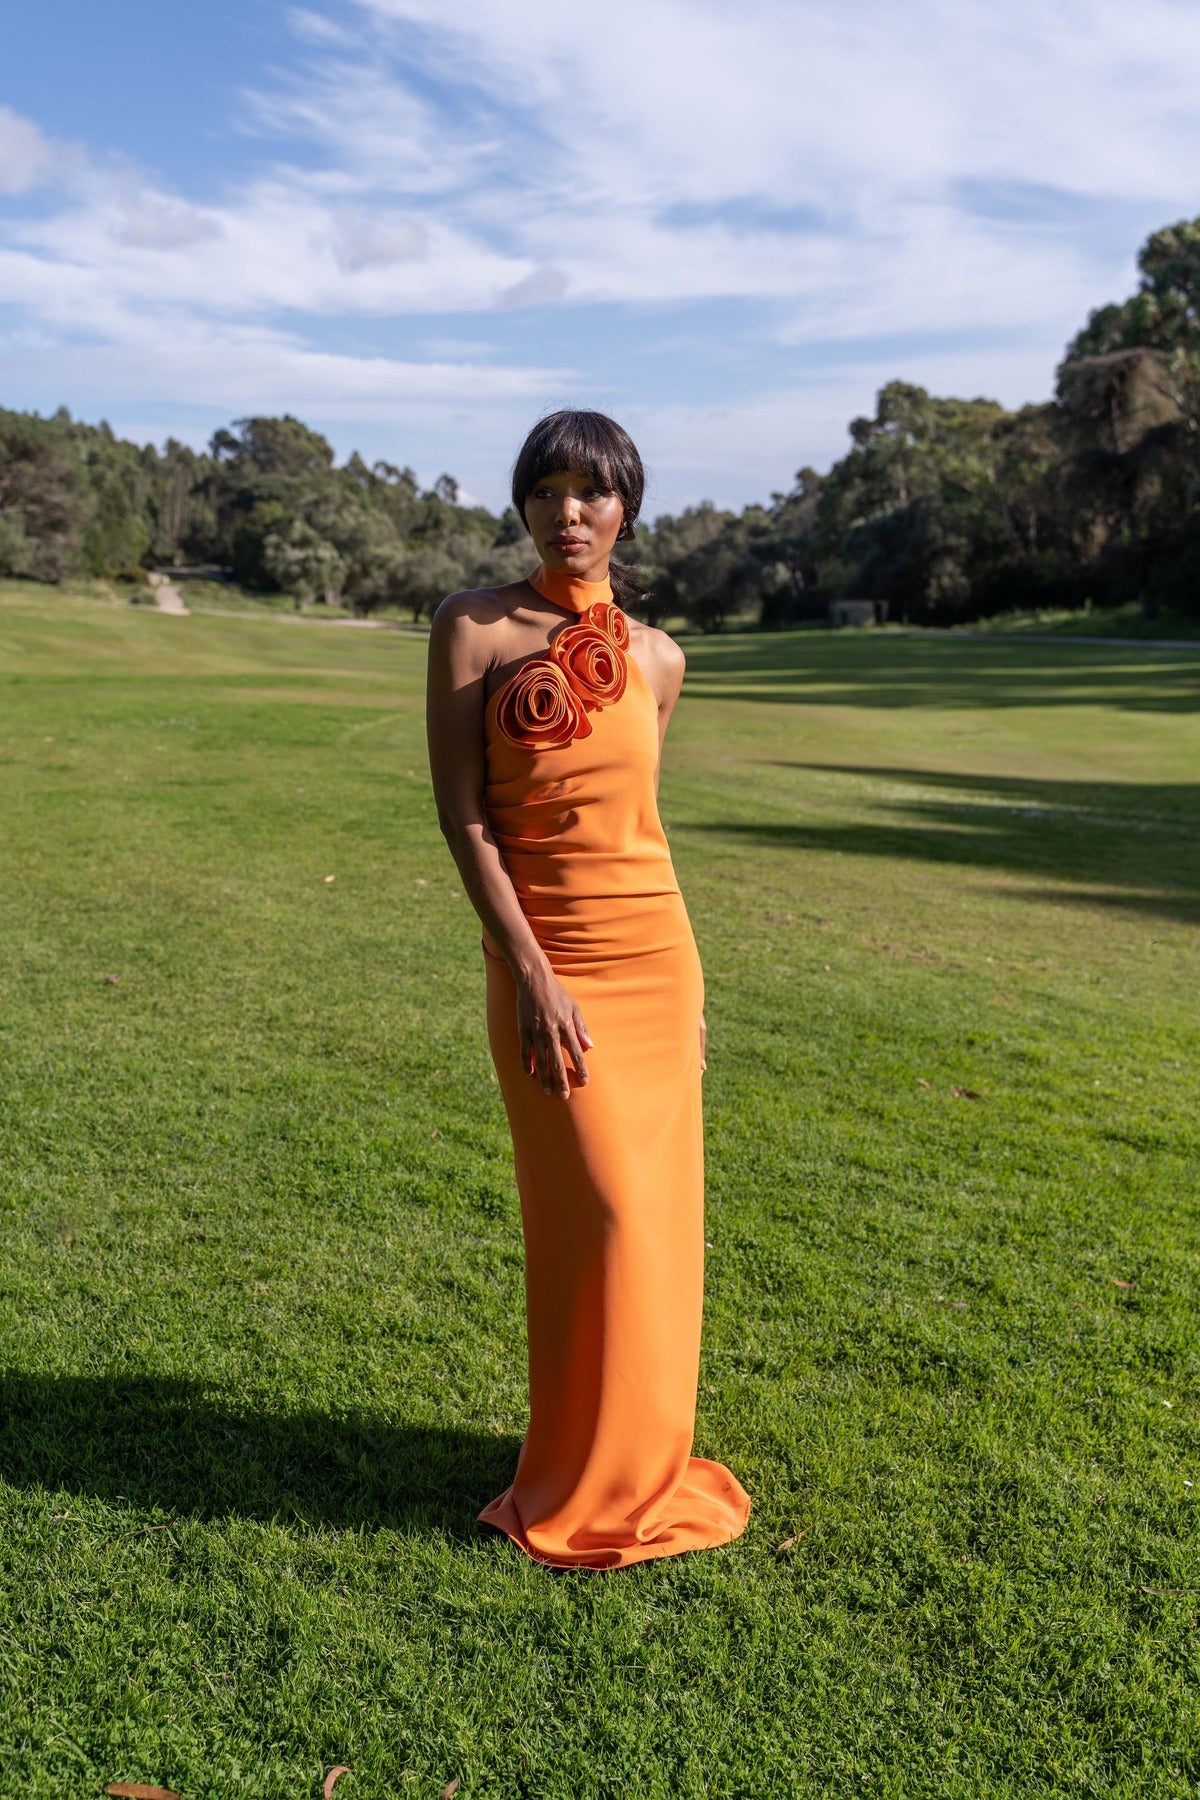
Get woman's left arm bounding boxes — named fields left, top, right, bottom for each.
left=648, top=628, right=686, bottom=800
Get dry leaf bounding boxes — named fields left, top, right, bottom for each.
left=429, top=1127, right=441, bottom=1140
left=324, top=874, right=336, bottom=884
left=917, top=1078, right=932, bottom=1089
left=105, top=974, right=120, bottom=985
left=441, top=1781, right=461, bottom=1799
left=951, top=1086, right=982, bottom=1100
left=1110, top=1278, right=1133, bottom=1290
left=775, top=1531, right=808, bottom=1556
left=324, top=1769, right=353, bottom=1799
left=104, top=1786, right=181, bottom=1800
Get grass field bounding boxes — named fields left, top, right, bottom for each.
left=1, top=582, right=1197, bottom=1799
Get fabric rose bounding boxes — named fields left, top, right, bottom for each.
left=583, top=599, right=630, bottom=650
left=550, top=620, right=628, bottom=712
left=495, top=655, right=592, bottom=748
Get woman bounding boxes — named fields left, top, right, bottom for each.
left=426, top=409, right=750, bottom=1569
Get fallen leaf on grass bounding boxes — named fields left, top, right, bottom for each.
left=324, top=1769, right=353, bottom=1798
left=1110, top=1278, right=1133, bottom=1290
left=104, top=974, right=120, bottom=985
left=104, top=1785, right=181, bottom=1799
left=442, top=1780, right=461, bottom=1798
left=917, top=1078, right=932, bottom=1090
left=775, top=1531, right=808, bottom=1556
left=951, top=1086, right=982, bottom=1101
left=324, top=875, right=336, bottom=884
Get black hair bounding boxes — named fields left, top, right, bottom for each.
left=510, top=409, right=646, bottom=607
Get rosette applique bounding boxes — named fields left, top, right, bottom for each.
left=494, top=601, right=631, bottom=750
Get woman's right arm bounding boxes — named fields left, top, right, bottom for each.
left=425, top=592, right=592, bottom=1100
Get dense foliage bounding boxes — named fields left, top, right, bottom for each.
left=1, top=216, right=1197, bottom=628
left=0, top=408, right=531, bottom=618
left=629, top=216, right=1200, bottom=629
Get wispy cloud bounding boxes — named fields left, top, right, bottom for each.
left=2, top=1, right=1199, bottom=507
left=0, top=103, right=79, bottom=195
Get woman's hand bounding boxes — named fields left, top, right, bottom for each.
left=516, top=968, right=593, bottom=1100
left=700, top=1010, right=707, bottom=1073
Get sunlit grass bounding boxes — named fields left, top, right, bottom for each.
left=1, top=586, right=1197, bottom=1798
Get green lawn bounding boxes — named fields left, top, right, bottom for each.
left=1, top=583, right=1197, bottom=1799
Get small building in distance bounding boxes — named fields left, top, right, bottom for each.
left=829, top=598, right=889, bottom=627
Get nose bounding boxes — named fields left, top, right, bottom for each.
left=556, top=492, right=581, bottom=525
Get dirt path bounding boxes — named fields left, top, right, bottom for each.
left=147, top=572, right=189, bottom=615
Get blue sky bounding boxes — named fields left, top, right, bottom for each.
left=2, top=0, right=1198, bottom=515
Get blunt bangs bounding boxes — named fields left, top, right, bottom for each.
left=511, top=410, right=644, bottom=530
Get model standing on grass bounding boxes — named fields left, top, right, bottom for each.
left=425, top=410, right=750, bottom=1568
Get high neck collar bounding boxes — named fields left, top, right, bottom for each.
left=527, top=561, right=613, bottom=615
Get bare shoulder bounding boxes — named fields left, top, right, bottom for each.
left=429, top=580, right=531, bottom=676
left=431, top=580, right=526, bottom=634
left=630, top=620, right=686, bottom=701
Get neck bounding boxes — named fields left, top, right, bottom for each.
left=527, top=561, right=613, bottom=615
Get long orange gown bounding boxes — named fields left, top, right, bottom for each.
left=475, top=561, right=751, bottom=1569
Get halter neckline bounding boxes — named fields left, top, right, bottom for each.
left=527, top=562, right=613, bottom=615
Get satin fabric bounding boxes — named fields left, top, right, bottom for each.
left=475, top=562, right=751, bottom=1568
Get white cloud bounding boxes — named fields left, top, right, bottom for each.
left=0, top=313, right=572, bottom=411
left=3, top=2, right=1200, bottom=506
left=111, top=203, right=225, bottom=251
left=0, top=104, right=71, bottom=195
left=499, top=265, right=569, bottom=309
left=345, top=0, right=1200, bottom=210
left=330, top=213, right=431, bottom=273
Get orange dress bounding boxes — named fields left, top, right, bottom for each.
left=476, top=561, right=751, bottom=1569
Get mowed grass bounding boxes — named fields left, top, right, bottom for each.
left=0, top=582, right=1197, bottom=1800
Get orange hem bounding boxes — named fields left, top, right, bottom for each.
left=476, top=1494, right=752, bottom=1572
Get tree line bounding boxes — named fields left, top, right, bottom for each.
left=1, top=215, right=1197, bottom=628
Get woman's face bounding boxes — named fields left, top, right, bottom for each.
left=523, top=468, right=626, bottom=579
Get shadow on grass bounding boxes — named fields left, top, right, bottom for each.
left=690, top=764, right=1200, bottom=926
left=0, top=1372, right=521, bottom=1537
left=680, top=635, right=1200, bottom=714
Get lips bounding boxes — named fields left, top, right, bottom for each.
left=549, top=537, right=586, bottom=551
